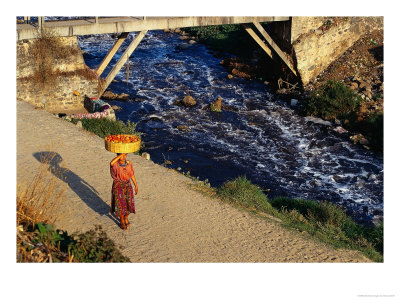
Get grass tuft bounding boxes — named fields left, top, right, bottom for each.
left=17, top=152, right=66, bottom=230
left=28, top=29, right=81, bottom=86
left=20, top=28, right=97, bottom=87
left=216, top=177, right=383, bottom=262
left=217, top=176, right=276, bottom=215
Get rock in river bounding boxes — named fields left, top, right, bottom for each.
left=209, top=96, right=222, bottom=112
left=304, top=116, right=332, bottom=127
left=333, top=126, right=348, bottom=134
left=102, top=90, right=130, bottom=101
left=178, top=95, right=197, bottom=107
left=177, top=125, right=191, bottom=132
left=178, top=43, right=191, bottom=50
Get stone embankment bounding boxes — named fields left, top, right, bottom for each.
left=17, top=100, right=370, bottom=262
left=291, top=17, right=383, bottom=85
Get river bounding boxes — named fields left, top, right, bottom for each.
left=77, top=30, right=383, bottom=225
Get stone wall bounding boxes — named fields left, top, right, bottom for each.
left=16, top=36, right=99, bottom=112
left=17, top=75, right=98, bottom=112
left=292, top=17, right=383, bottom=85
left=291, top=17, right=328, bottom=44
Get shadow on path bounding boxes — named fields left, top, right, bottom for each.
left=33, top=151, right=118, bottom=225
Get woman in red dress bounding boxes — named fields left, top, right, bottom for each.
left=110, top=153, right=139, bottom=230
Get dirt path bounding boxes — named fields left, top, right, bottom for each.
left=16, top=100, right=371, bottom=262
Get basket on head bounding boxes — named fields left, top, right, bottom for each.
left=105, top=134, right=141, bottom=153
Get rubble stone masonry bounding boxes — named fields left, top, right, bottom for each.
left=292, top=17, right=383, bottom=85
left=17, top=36, right=99, bottom=112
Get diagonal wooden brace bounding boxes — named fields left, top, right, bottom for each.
left=99, top=30, right=148, bottom=95
left=252, top=21, right=297, bottom=76
left=241, top=24, right=273, bottom=59
left=95, top=32, right=129, bottom=77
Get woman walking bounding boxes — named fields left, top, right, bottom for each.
left=110, top=153, right=139, bottom=230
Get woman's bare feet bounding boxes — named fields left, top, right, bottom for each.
left=124, top=215, right=130, bottom=228
left=120, top=217, right=127, bottom=230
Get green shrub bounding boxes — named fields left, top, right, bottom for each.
left=362, top=222, right=383, bottom=254
left=217, top=176, right=275, bottom=214
left=20, top=222, right=130, bottom=262
left=302, top=80, right=362, bottom=120
left=270, top=197, right=350, bottom=227
left=202, top=176, right=384, bottom=261
left=269, top=196, right=383, bottom=261
left=72, top=118, right=140, bottom=139
left=351, top=112, right=383, bottom=151
left=67, top=225, right=130, bottom=262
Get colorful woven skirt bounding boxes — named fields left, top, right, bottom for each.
left=111, top=180, right=135, bottom=218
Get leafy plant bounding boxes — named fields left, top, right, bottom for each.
left=35, top=222, right=64, bottom=246
left=18, top=223, right=130, bottom=262
left=302, top=80, right=362, bottom=120
left=182, top=170, right=211, bottom=188
left=67, top=225, right=130, bottom=262
left=346, top=111, right=383, bottom=151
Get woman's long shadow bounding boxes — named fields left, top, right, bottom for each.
left=33, top=151, right=119, bottom=226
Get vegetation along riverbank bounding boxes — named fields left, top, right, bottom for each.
left=189, top=175, right=383, bottom=262
left=82, top=20, right=383, bottom=261
left=181, top=18, right=384, bottom=152
left=18, top=100, right=373, bottom=262
left=48, top=111, right=383, bottom=262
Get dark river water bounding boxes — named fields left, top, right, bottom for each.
left=77, top=30, right=383, bottom=225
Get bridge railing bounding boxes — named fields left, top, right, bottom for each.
left=18, top=16, right=147, bottom=27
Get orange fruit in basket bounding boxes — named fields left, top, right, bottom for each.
left=106, top=134, right=140, bottom=144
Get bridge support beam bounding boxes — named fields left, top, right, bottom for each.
left=252, top=22, right=297, bottom=76
left=99, top=30, right=147, bottom=95
left=95, top=32, right=129, bottom=77
left=242, top=24, right=273, bottom=59
left=242, top=23, right=297, bottom=76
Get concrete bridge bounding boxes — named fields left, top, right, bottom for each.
left=16, top=17, right=290, bottom=41
left=17, top=16, right=295, bottom=96
left=18, top=16, right=375, bottom=109
left=17, top=17, right=296, bottom=96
